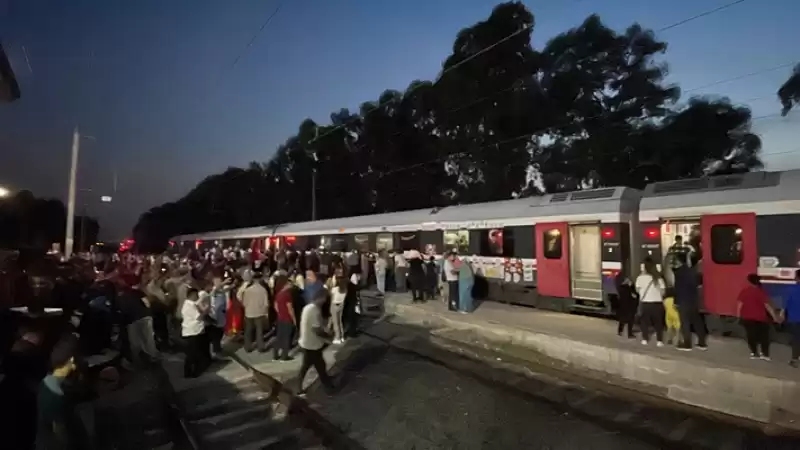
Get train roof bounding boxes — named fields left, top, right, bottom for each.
left=640, top=169, right=800, bottom=220
left=275, top=208, right=438, bottom=236
left=174, top=225, right=275, bottom=242
left=175, top=186, right=642, bottom=241
left=433, top=186, right=640, bottom=228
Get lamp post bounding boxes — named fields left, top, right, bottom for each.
left=64, top=129, right=95, bottom=259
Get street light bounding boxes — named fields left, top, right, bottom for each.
left=0, top=186, right=9, bottom=198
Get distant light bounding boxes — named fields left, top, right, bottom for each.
left=100, top=196, right=112, bottom=203
left=602, top=228, right=615, bottom=239
left=0, top=186, right=9, bottom=198
left=645, top=228, right=659, bottom=239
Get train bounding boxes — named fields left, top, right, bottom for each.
left=173, top=169, right=800, bottom=333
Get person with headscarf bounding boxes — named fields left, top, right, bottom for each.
left=458, top=258, right=475, bottom=313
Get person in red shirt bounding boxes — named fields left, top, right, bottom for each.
left=737, top=274, right=781, bottom=360
left=273, top=274, right=296, bottom=361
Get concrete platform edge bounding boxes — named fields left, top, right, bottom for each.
left=383, top=299, right=800, bottom=430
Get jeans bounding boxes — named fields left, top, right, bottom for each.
left=206, top=325, right=224, bottom=354
left=376, top=270, right=386, bottom=294
left=395, top=267, right=408, bottom=292
left=127, top=316, right=159, bottom=364
left=273, top=321, right=294, bottom=360
left=742, top=319, right=770, bottom=357
left=244, top=316, right=266, bottom=352
left=296, top=348, right=333, bottom=393
left=639, top=302, right=665, bottom=343
left=330, top=302, right=345, bottom=342
left=447, top=281, right=459, bottom=311
left=678, top=304, right=707, bottom=348
left=183, top=332, right=209, bottom=378
left=790, top=323, right=800, bottom=360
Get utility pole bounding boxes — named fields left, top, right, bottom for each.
left=311, top=126, right=318, bottom=221
left=64, top=128, right=80, bottom=259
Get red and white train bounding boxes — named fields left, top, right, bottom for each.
left=175, top=169, right=800, bottom=331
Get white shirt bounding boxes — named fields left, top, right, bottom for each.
left=331, top=287, right=347, bottom=305
left=443, top=259, right=458, bottom=282
left=394, top=253, right=408, bottom=268
left=299, top=303, right=326, bottom=350
left=635, top=274, right=666, bottom=303
left=181, top=299, right=205, bottom=337
left=375, top=257, right=388, bottom=273
left=350, top=273, right=360, bottom=285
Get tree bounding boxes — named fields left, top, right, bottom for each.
left=778, top=63, right=800, bottom=116
left=0, top=191, right=100, bottom=251
left=133, top=2, right=765, bottom=250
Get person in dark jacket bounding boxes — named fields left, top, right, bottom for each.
left=615, top=271, right=638, bottom=338
left=425, top=256, right=439, bottom=300
left=408, top=253, right=426, bottom=303
left=673, top=262, right=707, bottom=351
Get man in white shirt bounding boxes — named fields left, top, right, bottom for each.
left=394, top=251, right=408, bottom=293
left=443, top=251, right=460, bottom=311
left=296, top=289, right=334, bottom=394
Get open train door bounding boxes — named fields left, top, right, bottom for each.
left=535, top=222, right=571, bottom=298
left=700, top=213, right=757, bottom=317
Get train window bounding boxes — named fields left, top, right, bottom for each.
left=479, top=229, right=504, bottom=256
left=444, top=230, right=469, bottom=255
left=502, top=228, right=515, bottom=257
left=376, top=233, right=393, bottom=251
left=353, top=234, right=370, bottom=252
left=710, top=225, right=743, bottom=265
left=543, top=229, right=563, bottom=259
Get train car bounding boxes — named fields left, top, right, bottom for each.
left=273, top=208, right=440, bottom=254
left=639, top=169, right=800, bottom=332
left=428, top=187, right=642, bottom=313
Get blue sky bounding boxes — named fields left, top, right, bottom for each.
left=0, top=0, right=797, bottom=240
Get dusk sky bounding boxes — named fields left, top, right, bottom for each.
left=1, top=0, right=798, bottom=241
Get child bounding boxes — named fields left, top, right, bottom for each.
left=663, top=287, right=681, bottom=346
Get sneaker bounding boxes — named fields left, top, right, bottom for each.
left=641, top=340, right=648, bottom=346
left=656, top=341, right=665, bottom=348
left=676, top=346, right=692, bottom=352
left=332, top=339, right=342, bottom=345
left=696, top=345, right=708, bottom=351
left=760, top=355, right=771, bottom=361
left=750, top=353, right=759, bottom=359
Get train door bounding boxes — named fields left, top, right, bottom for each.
left=660, top=220, right=701, bottom=287
left=536, top=222, right=570, bottom=298
left=569, top=224, right=603, bottom=301
left=701, top=213, right=757, bottom=317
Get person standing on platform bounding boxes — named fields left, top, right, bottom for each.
left=444, top=251, right=460, bottom=311
left=273, top=274, right=296, bottom=361
left=181, top=288, right=210, bottom=378
left=738, top=274, right=781, bottom=360
left=394, top=250, right=408, bottom=293
left=614, top=270, right=638, bottom=339
left=374, top=251, right=388, bottom=297
left=296, top=289, right=334, bottom=395
left=635, top=257, right=667, bottom=347
left=303, top=270, right=324, bottom=305
left=207, top=276, right=230, bottom=358
left=458, top=258, right=475, bottom=313
left=240, top=272, right=270, bottom=353
left=780, top=269, right=800, bottom=367
left=35, top=337, right=86, bottom=450
left=674, top=261, right=707, bottom=351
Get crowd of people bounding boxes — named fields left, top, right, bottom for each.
left=0, top=241, right=485, bottom=450
left=615, top=251, right=800, bottom=366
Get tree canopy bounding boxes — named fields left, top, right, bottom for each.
left=0, top=190, right=100, bottom=252
left=778, top=63, right=800, bottom=117
left=133, top=2, right=766, bottom=253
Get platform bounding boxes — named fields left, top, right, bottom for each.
left=377, top=292, right=800, bottom=430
